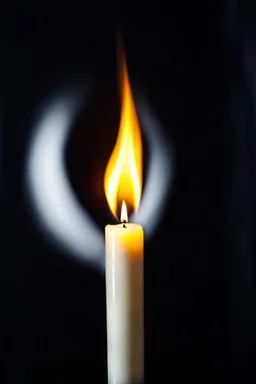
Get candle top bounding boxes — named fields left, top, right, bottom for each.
left=105, top=222, right=144, bottom=258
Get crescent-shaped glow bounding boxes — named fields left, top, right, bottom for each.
left=26, top=82, right=174, bottom=271
left=26, top=84, right=105, bottom=270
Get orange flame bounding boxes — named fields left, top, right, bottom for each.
left=104, top=44, right=143, bottom=221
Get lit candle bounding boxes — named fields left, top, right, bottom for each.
left=104, top=44, right=144, bottom=384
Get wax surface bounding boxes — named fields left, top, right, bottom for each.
left=105, top=223, right=144, bottom=384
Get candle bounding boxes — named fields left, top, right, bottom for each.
left=104, top=43, right=144, bottom=384
left=105, top=201, right=144, bottom=384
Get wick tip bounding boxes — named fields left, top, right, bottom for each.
left=122, top=220, right=127, bottom=228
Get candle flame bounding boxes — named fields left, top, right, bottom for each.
left=104, top=44, right=143, bottom=220
left=120, top=200, right=128, bottom=223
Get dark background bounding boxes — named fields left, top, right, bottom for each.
left=0, top=1, right=255, bottom=383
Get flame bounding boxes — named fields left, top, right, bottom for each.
left=121, top=200, right=128, bottom=223
left=104, top=44, right=143, bottom=220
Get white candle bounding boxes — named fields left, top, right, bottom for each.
left=105, top=201, right=144, bottom=384
left=103, top=41, right=144, bottom=384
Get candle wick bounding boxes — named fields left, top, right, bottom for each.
left=122, top=220, right=127, bottom=228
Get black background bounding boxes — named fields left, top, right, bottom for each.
left=0, top=1, right=255, bottom=383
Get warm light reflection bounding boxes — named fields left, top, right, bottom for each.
left=104, top=45, right=143, bottom=220
left=120, top=200, right=128, bottom=223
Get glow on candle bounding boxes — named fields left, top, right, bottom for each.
left=104, top=43, right=144, bottom=384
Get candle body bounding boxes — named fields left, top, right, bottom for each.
left=105, top=223, right=144, bottom=384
